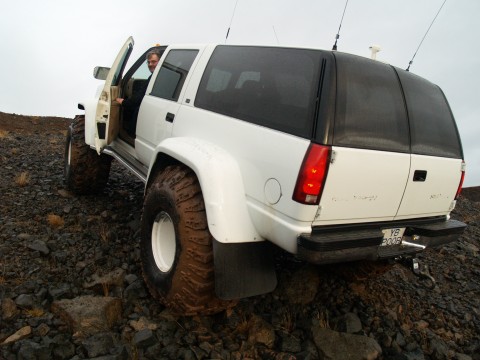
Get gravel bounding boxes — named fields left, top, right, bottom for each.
left=1, top=112, right=479, bottom=359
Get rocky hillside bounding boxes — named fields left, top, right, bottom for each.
left=0, top=111, right=479, bottom=360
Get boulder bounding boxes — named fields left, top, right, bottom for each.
left=51, top=295, right=122, bottom=338
left=312, top=321, right=381, bottom=360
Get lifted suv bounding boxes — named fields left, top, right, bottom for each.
left=65, top=37, right=466, bottom=314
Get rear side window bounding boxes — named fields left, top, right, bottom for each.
left=396, top=70, right=463, bottom=158
left=333, top=53, right=410, bottom=153
left=195, top=46, right=323, bottom=138
left=151, top=50, right=198, bottom=101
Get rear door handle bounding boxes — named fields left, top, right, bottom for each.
left=413, top=170, right=427, bottom=182
left=165, top=112, right=175, bottom=123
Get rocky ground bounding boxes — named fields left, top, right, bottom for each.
left=0, top=111, right=479, bottom=360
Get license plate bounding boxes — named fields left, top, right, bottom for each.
left=381, top=227, right=405, bottom=246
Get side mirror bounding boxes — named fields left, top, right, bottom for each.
left=93, top=66, right=110, bottom=80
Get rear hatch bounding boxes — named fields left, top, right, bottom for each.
left=313, top=53, right=464, bottom=226
left=394, top=70, right=464, bottom=219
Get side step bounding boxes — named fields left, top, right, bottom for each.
left=103, top=146, right=148, bottom=183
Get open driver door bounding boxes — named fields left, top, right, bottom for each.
left=94, top=37, right=134, bottom=153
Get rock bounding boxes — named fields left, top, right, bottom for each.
left=81, top=332, right=115, bottom=358
left=280, top=332, right=302, bottom=353
left=129, top=316, right=159, bottom=331
left=404, top=349, right=425, bottom=360
left=15, top=294, right=34, bottom=309
left=414, top=320, right=429, bottom=331
left=344, top=312, right=363, bottom=334
left=125, top=273, right=138, bottom=285
left=134, top=328, right=157, bottom=348
left=83, top=268, right=126, bottom=295
left=2, top=298, right=18, bottom=319
left=35, top=323, right=50, bottom=337
left=430, top=337, right=451, bottom=360
left=456, top=241, right=479, bottom=255
left=1, top=326, right=32, bottom=345
left=48, top=283, right=72, bottom=300
left=57, top=189, right=73, bottom=198
left=51, top=334, right=75, bottom=360
left=124, top=280, right=147, bottom=301
left=26, top=240, right=50, bottom=255
left=395, top=331, right=407, bottom=347
left=248, top=315, right=275, bottom=348
left=284, top=265, right=320, bottom=304
left=312, top=322, right=382, bottom=360
left=455, top=354, right=473, bottom=360
left=377, top=332, right=392, bottom=348
left=51, top=295, right=122, bottom=337
left=17, top=340, right=51, bottom=360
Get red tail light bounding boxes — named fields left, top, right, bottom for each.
left=454, top=161, right=465, bottom=200
left=293, top=144, right=331, bottom=205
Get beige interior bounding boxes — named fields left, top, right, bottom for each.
left=108, top=86, right=120, bottom=144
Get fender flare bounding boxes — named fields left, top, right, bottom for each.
left=147, top=137, right=262, bottom=244
left=78, top=98, right=100, bottom=148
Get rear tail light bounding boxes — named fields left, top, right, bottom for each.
left=454, top=161, right=466, bottom=200
left=293, top=144, right=331, bottom=205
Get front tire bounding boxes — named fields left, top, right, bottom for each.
left=141, top=165, right=234, bottom=315
left=64, top=115, right=112, bottom=194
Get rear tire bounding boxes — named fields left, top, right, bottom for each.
left=140, top=165, right=235, bottom=315
left=64, top=115, right=112, bottom=194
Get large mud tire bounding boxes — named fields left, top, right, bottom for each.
left=64, top=115, right=112, bottom=195
left=141, top=165, right=235, bottom=315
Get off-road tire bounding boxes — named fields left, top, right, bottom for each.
left=64, top=115, right=112, bottom=195
left=141, top=165, right=235, bottom=315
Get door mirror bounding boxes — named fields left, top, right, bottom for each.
left=93, top=66, right=110, bottom=80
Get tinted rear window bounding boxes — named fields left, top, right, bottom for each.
left=195, top=46, right=323, bottom=138
left=396, top=70, right=463, bottom=158
left=333, top=53, right=410, bottom=153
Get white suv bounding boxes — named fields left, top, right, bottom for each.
left=65, top=37, right=466, bottom=314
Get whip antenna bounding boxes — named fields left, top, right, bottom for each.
left=406, top=0, right=447, bottom=71
left=225, top=0, right=240, bottom=43
left=272, top=26, right=280, bottom=45
left=332, top=0, right=349, bottom=51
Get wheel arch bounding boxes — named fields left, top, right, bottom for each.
left=79, top=98, right=101, bottom=148
left=146, top=137, right=263, bottom=245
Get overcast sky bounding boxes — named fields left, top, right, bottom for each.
left=1, top=0, right=478, bottom=186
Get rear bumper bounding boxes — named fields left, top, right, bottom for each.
left=297, top=218, right=466, bottom=265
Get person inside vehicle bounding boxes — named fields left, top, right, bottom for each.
left=116, top=49, right=161, bottom=135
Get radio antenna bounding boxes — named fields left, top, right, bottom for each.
left=406, top=0, right=447, bottom=71
left=332, top=0, right=349, bottom=51
left=272, top=26, right=280, bottom=45
left=225, top=0, right=240, bottom=43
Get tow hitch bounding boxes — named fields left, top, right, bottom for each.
left=397, top=256, right=436, bottom=289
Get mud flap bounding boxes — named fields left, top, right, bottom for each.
left=213, top=240, right=277, bottom=300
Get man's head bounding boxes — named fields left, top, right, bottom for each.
left=146, top=49, right=162, bottom=73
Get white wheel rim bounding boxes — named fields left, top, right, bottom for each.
left=151, top=211, right=176, bottom=272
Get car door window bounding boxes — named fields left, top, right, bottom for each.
left=150, top=50, right=199, bottom=101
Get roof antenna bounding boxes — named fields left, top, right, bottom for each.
left=225, top=0, right=240, bottom=43
left=406, top=0, right=447, bottom=71
left=332, top=0, right=349, bottom=51
left=272, top=26, right=280, bottom=45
